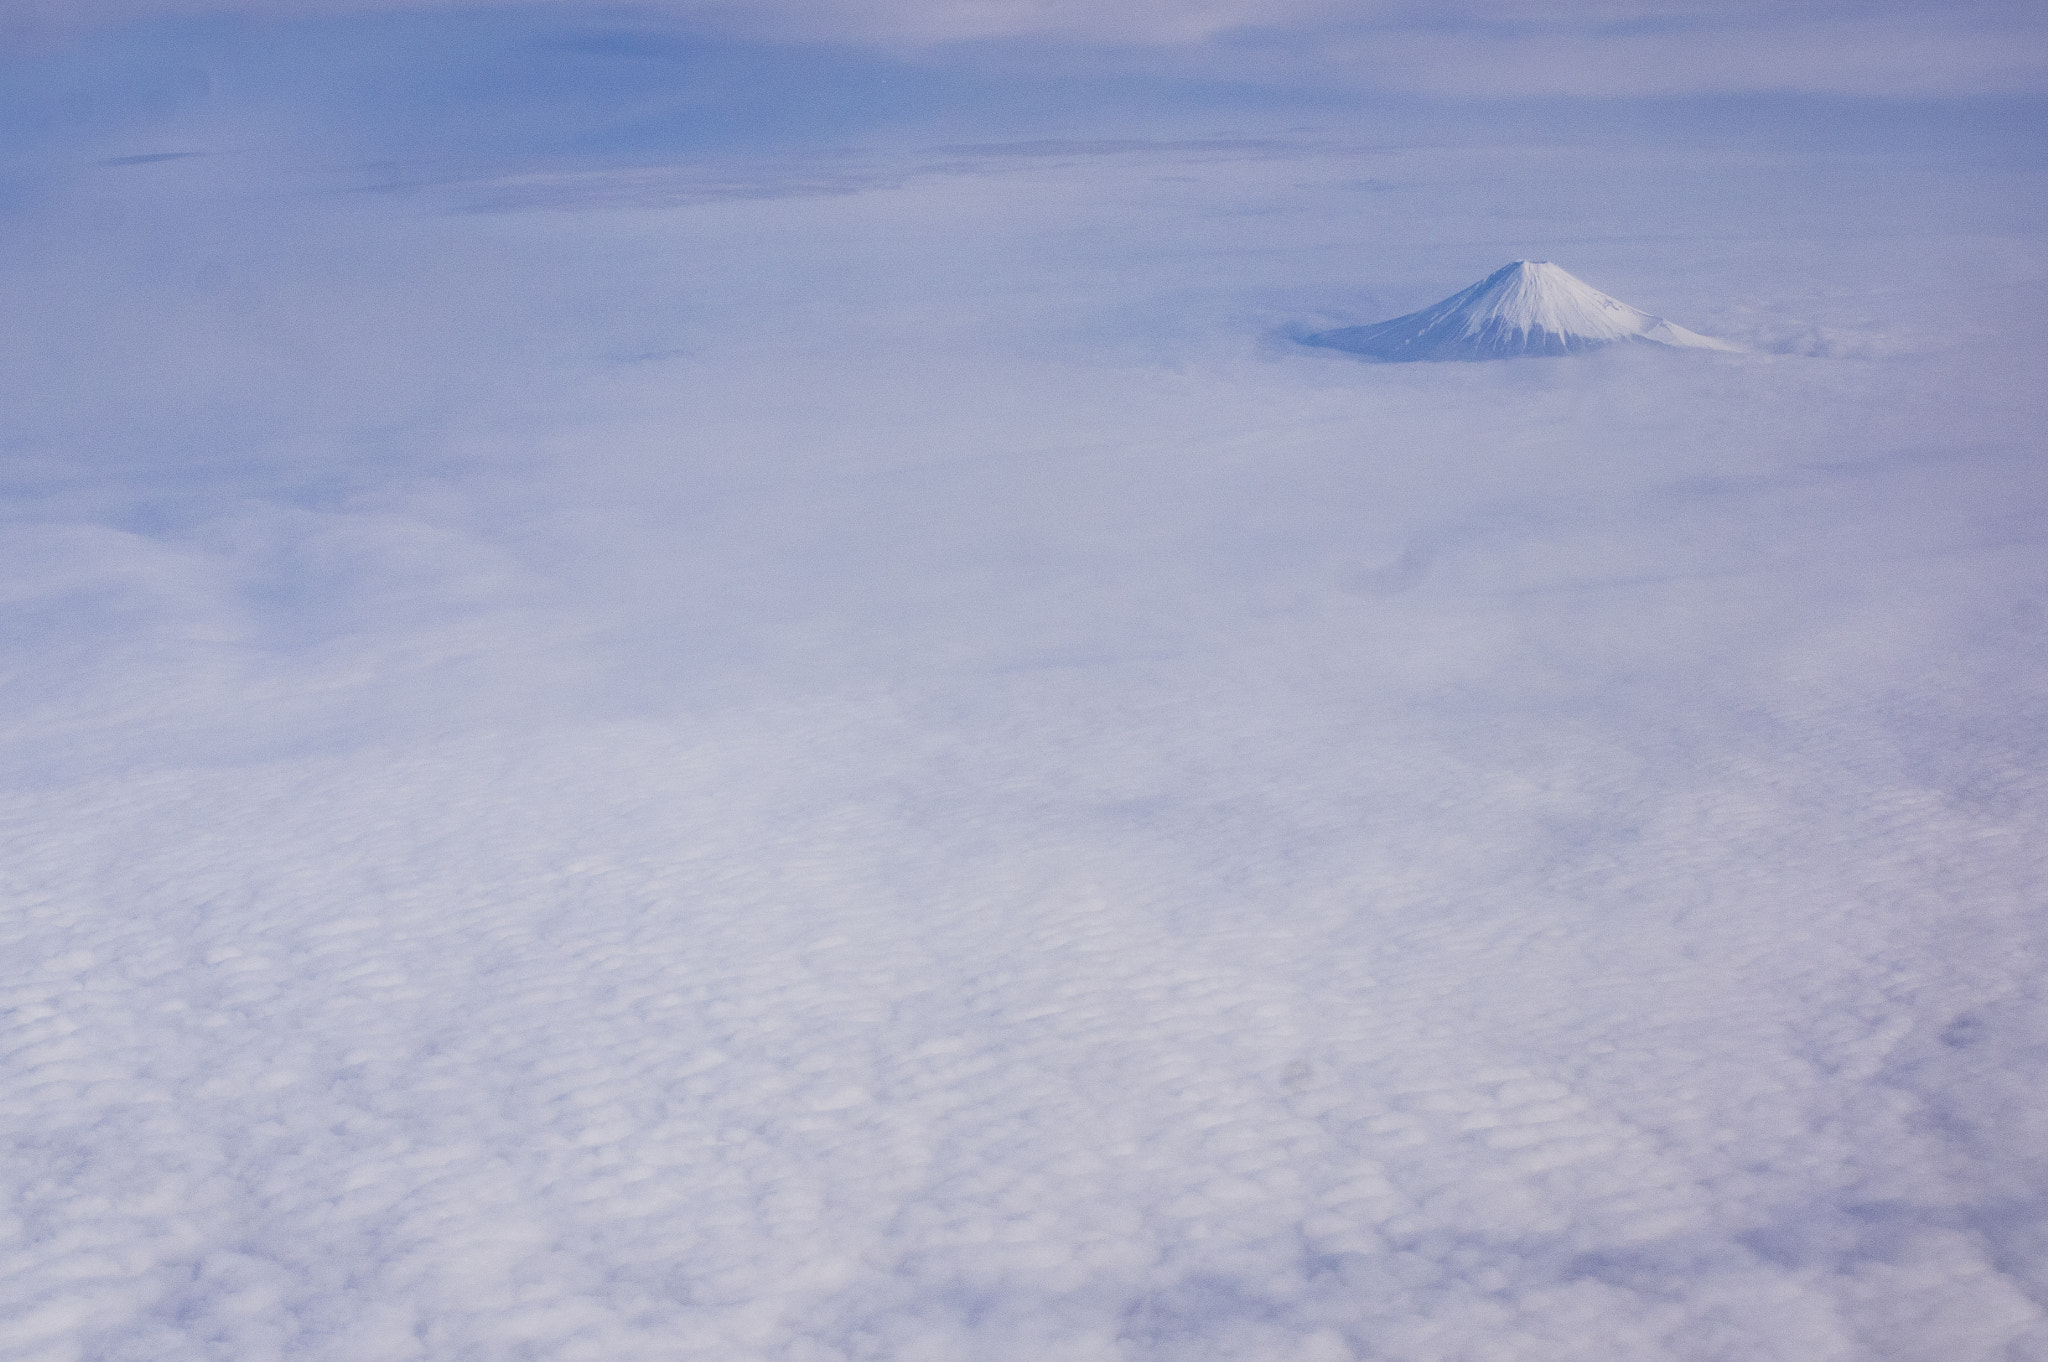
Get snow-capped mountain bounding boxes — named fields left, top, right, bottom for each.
left=1304, top=260, right=1740, bottom=361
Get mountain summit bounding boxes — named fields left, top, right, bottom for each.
left=1304, top=261, right=1739, bottom=362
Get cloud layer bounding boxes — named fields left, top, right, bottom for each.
left=3, top=23, right=2047, bottom=1362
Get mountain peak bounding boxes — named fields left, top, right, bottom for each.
left=1304, top=261, right=1739, bottom=362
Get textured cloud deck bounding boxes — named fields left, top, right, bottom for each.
left=1305, top=260, right=1740, bottom=361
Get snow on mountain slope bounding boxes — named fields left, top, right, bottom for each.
left=1305, top=261, right=1741, bottom=361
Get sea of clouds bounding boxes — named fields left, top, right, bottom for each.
left=2, top=8, right=2046, bottom=1360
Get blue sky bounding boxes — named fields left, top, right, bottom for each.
left=7, top=0, right=2046, bottom=93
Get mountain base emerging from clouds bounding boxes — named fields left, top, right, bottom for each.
left=1305, top=260, right=1741, bottom=362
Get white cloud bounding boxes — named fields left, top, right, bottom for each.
left=1, top=84, right=2045, bottom=1362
